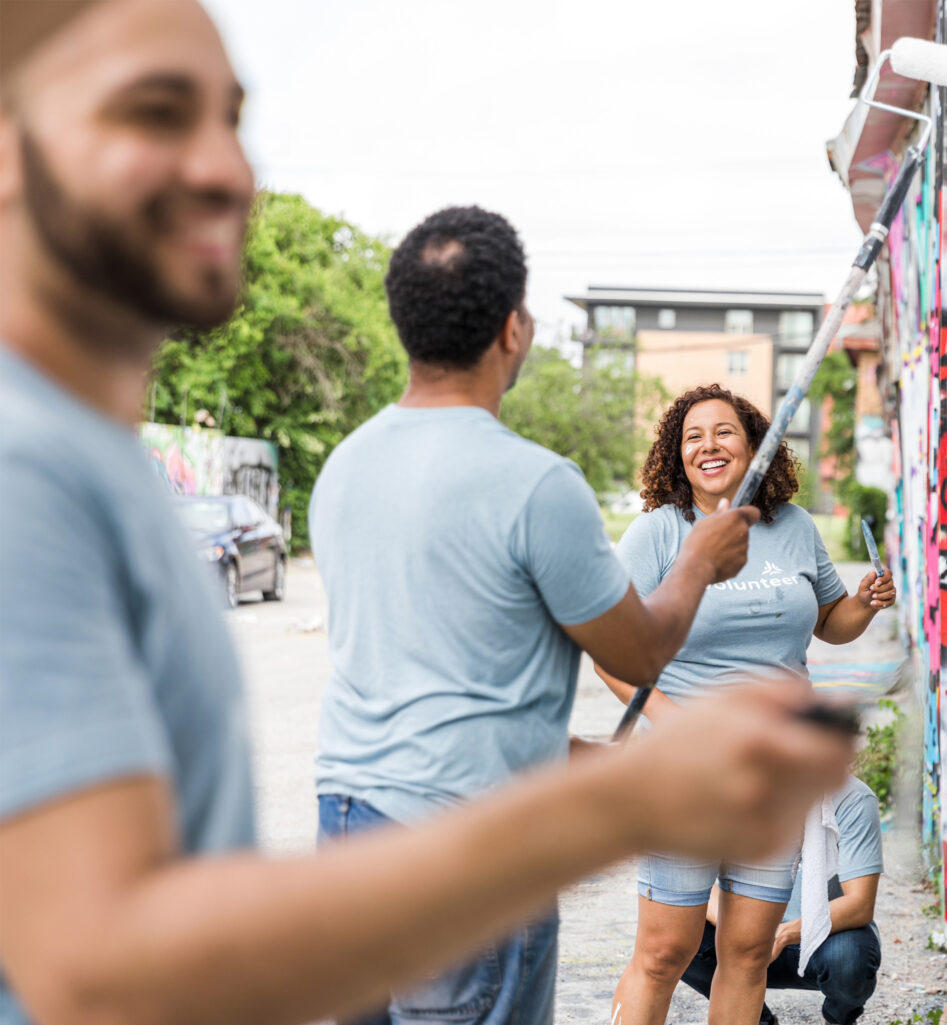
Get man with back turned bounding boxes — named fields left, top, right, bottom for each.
left=310, top=204, right=769, bottom=1021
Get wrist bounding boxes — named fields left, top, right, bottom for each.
left=675, top=544, right=716, bottom=588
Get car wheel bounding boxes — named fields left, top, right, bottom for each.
left=263, top=556, right=285, bottom=602
left=223, top=562, right=239, bottom=609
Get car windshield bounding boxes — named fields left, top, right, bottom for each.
left=176, top=500, right=231, bottom=533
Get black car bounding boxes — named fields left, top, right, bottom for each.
left=175, top=495, right=287, bottom=608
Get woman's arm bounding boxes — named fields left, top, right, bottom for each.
left=813, top=569, right=897, bottom=645
left=593, top=663, right=681, bottom=724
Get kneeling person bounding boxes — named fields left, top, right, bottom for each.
left=681, top=775, right=883, bottom=1025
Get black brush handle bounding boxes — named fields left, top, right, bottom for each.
left=853, top=147, right=923, bottom=271
left=794, top=702, right=861, bottom=736
left=612, top=690, right=860, bottom=744
left=612, top=684, right=652, bottom=741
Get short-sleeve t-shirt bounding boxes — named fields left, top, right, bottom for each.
left=310, top=404, right=630, bottom=824
left=783, top=775, right=884, bottom=922
left=0, top=347, right=256, bottom=1025
left=614, top=503, right=847, bottom=703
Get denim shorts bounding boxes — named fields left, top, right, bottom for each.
left=637, top=848, right=798, bottom=907
left=318, top=793, right=558, bottom=1025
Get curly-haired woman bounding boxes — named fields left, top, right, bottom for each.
left=601, top=384, right=896, bottom=1025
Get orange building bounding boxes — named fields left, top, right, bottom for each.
left=565, top=287, right=825, bottom=467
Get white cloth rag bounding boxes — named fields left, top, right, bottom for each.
left=797, top=794, right=839, bottom=975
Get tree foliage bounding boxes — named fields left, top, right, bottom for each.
left=808, top=349, right=886, bottom=557
left=809, top=350, right=857, bottom=499
left=151, top=192, right=407, bottom=550
left=500, top=346, right=667, bottom=497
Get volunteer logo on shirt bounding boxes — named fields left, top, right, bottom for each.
left=761, top=560, right=783, bottom=576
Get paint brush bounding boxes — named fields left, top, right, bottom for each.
left=611, top=690, right=860, bottom=741
left=612, top=37, right=947, bottom=744
left=860, top=518, right=884, bottom=577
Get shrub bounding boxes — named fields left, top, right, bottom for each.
left=846, top=483, right=888, bottom=559
left=854, top=698, right=904, bottom=816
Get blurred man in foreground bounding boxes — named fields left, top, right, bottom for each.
left=0, top=3, right=852, bottom=1024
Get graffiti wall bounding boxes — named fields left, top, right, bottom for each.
left=222, top=436, right=279, bottom=517
left=877, top=35, right=946, bottom=930
left=140, top=423, right=224, bottom=497
left=140, top=423, right=279, bottom=517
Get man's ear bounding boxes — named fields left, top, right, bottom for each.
left=496, top=309, right=519, bottom=356
left=0, top=111, right=23, bottom=206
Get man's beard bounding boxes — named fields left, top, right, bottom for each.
left=20, top=130, right=243, bottom=335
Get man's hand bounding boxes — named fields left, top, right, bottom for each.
left=770, top=919, right=801, bottom=962
left=604, top=682, right=852, bottom=862
left=679, top=498, right=761, bottom=585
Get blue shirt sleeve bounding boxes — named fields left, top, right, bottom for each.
left=0, top=451, right=172, bottom=821
left=835, top=789, right=884, bottom=882
left=514, top=461, right=629, bottom=626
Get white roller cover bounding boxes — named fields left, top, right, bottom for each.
left=890, top=37, right=947, bottom=88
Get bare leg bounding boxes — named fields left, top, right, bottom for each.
left=611, top=897, right=707, bottom=1025
left=708, top=890, right=786, bottom=1025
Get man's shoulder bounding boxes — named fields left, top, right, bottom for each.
left=835, top=775, right=879, bottom=807
left=320, top=405, right=572, bottom=484
left=834, top=776, right=883, bottom=852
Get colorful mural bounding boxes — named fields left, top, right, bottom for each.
left=875, top=35, right=946, bottom=932
left=139, top=423, right=279, bottom=517
left=140, top=423, right=224, bottom=497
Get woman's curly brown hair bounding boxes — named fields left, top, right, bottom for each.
left=640, top=384, right=800, bottom=524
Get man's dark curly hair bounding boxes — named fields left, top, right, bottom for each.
left=640, top=384, right=800, bottom=524
left=385, top=205, right=527, bottom=369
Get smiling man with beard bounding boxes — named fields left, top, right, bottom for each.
left=0, top=4, right=853, bottom=1025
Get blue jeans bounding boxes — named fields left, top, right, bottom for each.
left=680, top=920, right=882, bottom=1025
left=318, top=794, right=558, bottom=1025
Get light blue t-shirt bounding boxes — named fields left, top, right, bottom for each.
left=783, top=775, right=883, bottom=922
left=310, top=404, right=629, bottom=824
left=614, top=503, right=847, bottom=703
left=0, top=347, right=256, bottom=1024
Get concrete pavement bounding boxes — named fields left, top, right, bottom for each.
left=231, top=559, right=944, bottom=1022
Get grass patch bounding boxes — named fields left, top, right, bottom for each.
left=811, top=514, right=847, bottom=563
left=601, top=509, right=637, bottom=544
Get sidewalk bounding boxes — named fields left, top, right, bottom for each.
left=558, top=561, right=946, bottom=1022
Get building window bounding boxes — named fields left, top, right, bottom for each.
left=776, top=352, right=806, bottom=391
left=778, top=310, right=815, bottom=344
left=592, top=305, right=635, bottom=339
left=724, top=309, right=754, bottom=334
left=727, top=350, right=749, bottom=374
left=657, top=308, right=676, bottom=329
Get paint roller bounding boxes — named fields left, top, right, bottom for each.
left=613, top=38, right=947, bottom=742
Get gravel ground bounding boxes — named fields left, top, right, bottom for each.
left=236, top=560, right=946, bottom=1024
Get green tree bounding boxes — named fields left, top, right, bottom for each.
left=809, top=350, right=857, bottom=501
left=808, top=350, right=887, bottom=557
left=500, top=346, right=667, bottom=497
left=152, top=192, right=407, bottom=550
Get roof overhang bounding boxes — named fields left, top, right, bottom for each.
left=827, top=0, right=938, bottom=232
left=565, top=287, right=826, bottom=312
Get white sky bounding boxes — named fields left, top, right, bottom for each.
left=204, top=0, right=864, bottom=345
